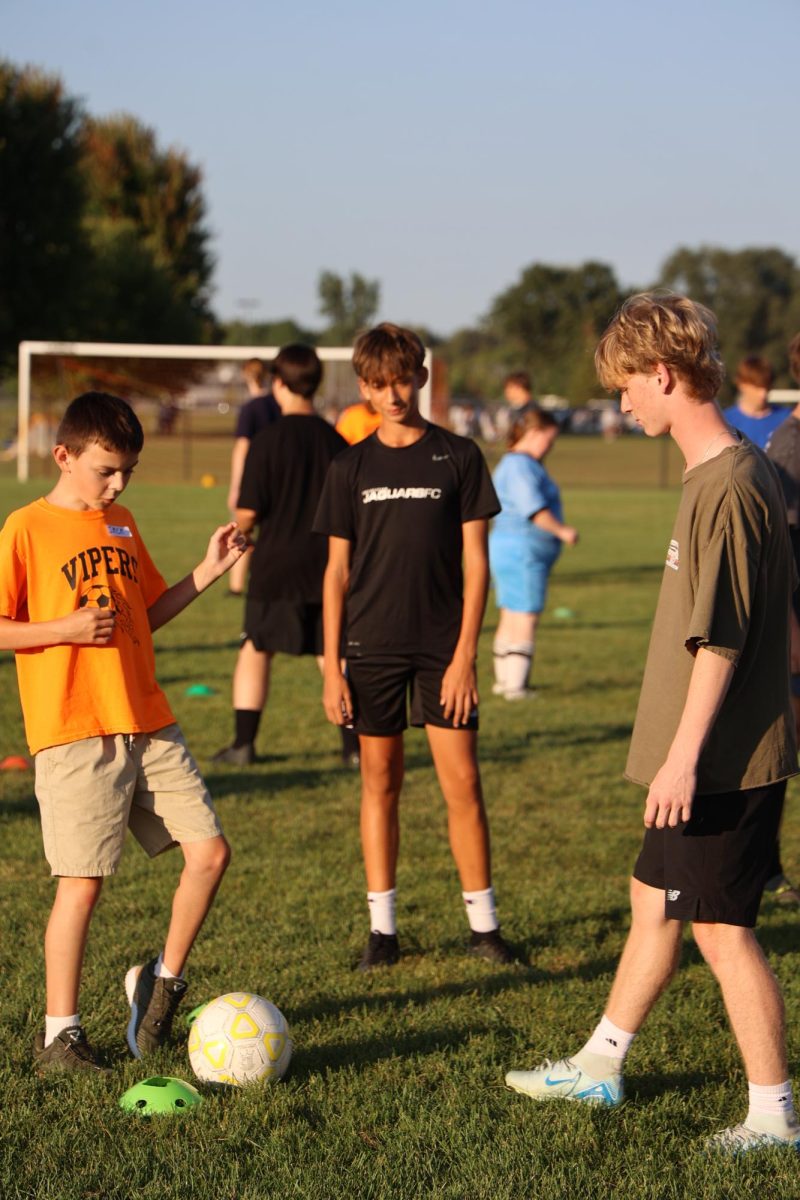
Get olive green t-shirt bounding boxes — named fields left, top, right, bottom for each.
left=626, top=441, right=797, bottom=793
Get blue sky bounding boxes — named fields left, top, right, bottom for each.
left=5, top=0, right=800, bottom=334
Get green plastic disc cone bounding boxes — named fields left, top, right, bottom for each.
left=119, top=1075, right=202, bottom=1116
left=185, top=684, right=215, bottom=697
left=185, top=1002, right=209, bottom=1028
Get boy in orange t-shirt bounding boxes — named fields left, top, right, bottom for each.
left=0, top=392, right=246, bottom=1073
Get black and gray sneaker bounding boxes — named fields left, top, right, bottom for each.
left=211, top=742, right=255, bottom=766
left=33, top=1025, right=107, bottom=1075
left=358, top=931, right=400, bottom=971
left=468, top=928, right=518, bottom=964
left=125, top=959, right=188, bottom=1058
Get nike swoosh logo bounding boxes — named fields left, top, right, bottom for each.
left=545, top=1074, right=575, bottom=1087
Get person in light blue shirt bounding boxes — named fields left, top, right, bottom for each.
left=723, top=356, right=788, bottom=449
left=489, top=408, right=578, bottom=699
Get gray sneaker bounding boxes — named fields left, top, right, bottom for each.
left=125, top=959, right=188, bottom=1059
left=33, top=1025, right=107, bottom=1075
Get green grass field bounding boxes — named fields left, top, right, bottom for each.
left=1, top=448, right=799, bottom=1199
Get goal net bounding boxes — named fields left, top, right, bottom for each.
left=14, top=341, right=433, bottom=483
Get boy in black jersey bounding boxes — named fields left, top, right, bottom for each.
left=314, top=323, right=514, bottom=969
left=213, top=345, right=356, bottom=765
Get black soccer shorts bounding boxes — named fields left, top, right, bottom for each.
left=633, top=780, right=786, bottom=927
left=346, top=652, right=479, bottom=736
left=243, top=598, right=323, bottom=656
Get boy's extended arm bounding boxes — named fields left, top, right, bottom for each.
left=440, top=519, right=490, bottom=727
left=643, top=645, right=735, bottom=830
left=147, top=522, right=247, bottom=632
left=321, top=536, right=353, bottom=725
left=0, top=608, right=116, bottom=650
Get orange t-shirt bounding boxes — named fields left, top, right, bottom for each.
left=0, top=499, right=176, bottom=754
left=335, top=403, right=382, bottom=445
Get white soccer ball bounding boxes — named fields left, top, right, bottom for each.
left=188, top=992, right=292, bottom=1086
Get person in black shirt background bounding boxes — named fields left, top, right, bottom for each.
left=226, top=358, right=281, bottom=597
left=214, top=346, right=356, bottom=766
left=314, top=323, right=515, bottom=970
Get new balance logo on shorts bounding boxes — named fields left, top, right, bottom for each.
left=666, top=889, right=681, bottom=901
left=665, top=539, right=680, bottom=571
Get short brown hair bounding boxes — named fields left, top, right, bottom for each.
left=270, top=344, right=323, bottom=400
left=504, top=371, right=532, bottom=393
left=242, top=358, right=266, bottom=388
left=595, top=291, right=725, bottom=402
left=789, top=333, right=800, bottom=386
left=56, top=392, right=144, bottom=456
left=508, top=406, right=557, bottom=449
left=352, top=322, right=425, bottom=386
left=735, top=355, right=774, bottom=390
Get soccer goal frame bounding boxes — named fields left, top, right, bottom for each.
left=16, top=340, right=433, bottom=482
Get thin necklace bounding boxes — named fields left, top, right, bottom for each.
left=699, top=429, right=732, bottom=464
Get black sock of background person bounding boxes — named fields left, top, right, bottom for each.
left=234, top=709, right=261, bottom=748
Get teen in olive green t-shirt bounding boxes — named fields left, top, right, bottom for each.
left=626, top=439, right=796, bottom=793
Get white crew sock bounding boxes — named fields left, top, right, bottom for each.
left=504, top=642, right=534, bottom=697
left=492, top=637, right=510, bottom=692
left=462, top=886, right=498, bottom=933
left=367, top=888, right=397, bottom=935
left=154, top=952, right=183, bottom=980
left=45, top=1013, right=80, bottom=1047
left=579, top=1014, right=636, bottom=1063
left=746, top=1080, right=798, bottom=1129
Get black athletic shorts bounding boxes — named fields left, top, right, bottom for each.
left=633, top=780, right=786, bottom=928
left=346, top=652, right=479, bottom=736
left=243, top=598, right=323, bottom=656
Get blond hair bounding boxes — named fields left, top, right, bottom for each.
left=595, top=292, right=725, bottom=402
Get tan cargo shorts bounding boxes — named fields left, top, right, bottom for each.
left=34, top=724, right=223, bottom=877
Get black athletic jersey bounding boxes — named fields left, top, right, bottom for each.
left=313, top=423, right=500, bottom=655
left=239, top=415, right=347, bottom=603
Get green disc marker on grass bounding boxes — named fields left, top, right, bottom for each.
left=119, top=1076, right=202, bottom=1116
left=552, top=606, right=575, bottom=620
left=185, top=684, right=215, bottom=697
left=185, top=1003, right=209, bottom=1028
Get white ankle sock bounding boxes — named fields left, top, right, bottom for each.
left=45, top=1013, right=80, bottom=1047
left=504, top=642, right=534, bottom=696
left=154, top=953, right=183, bottom=980
left=492, top=638, right=510, bottom=691
left=462, top=886, right=498, bottom=933
left=747, top=1080, right=797, bottom=1126
left=580, top=1014, right=636, bottom=1063
left=367, top=888, right=396, bottom=935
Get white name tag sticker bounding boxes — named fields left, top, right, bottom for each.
left=106, top=525, right=133, bottom=538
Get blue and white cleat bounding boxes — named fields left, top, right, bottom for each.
left=505, top=1056, right=623, bottom=1107
left=705, top=1121, right=800, bottom=1156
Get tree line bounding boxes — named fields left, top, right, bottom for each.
left=3, top=59, right=800, bottom=404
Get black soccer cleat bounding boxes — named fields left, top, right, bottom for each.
left=211, top=742, right=255, bottom=766
left=358, top=931, right=400, bottom=971
left=33, top=1025, right=108, bottom=1075
left=125, top=960, right=188, bottom=1058
left=468, top=928, right=518, bottom=965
